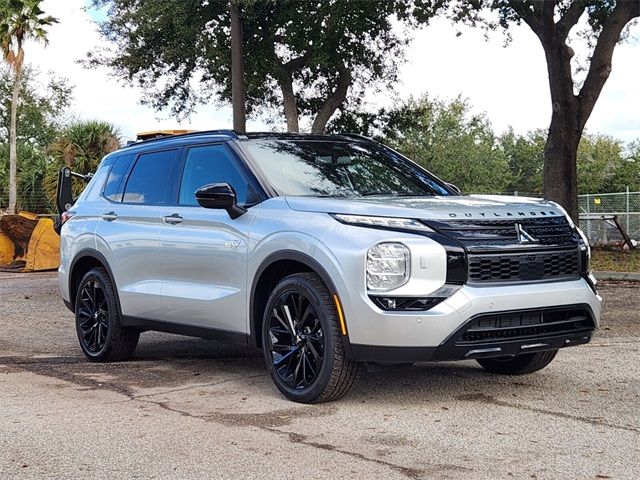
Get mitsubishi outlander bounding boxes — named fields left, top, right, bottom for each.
left=58, top=130, right=601, bottom=403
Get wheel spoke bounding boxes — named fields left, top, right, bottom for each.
left=292, top=352, right=304, bottom=388
left=273, top=347, right=298, bottom=367
left=304, top=351, right=316, bottom=379
left=76, top=277, right=110, bottom=355
left=273, top=308, right=294, bottom=337
left=306, top=340, right=322, bottom=362
left=299, top=304, right=314, bottom=327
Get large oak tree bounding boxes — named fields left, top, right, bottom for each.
left=445, top=0, right=640, bottom=220
left=89, top=0, right=440, bottom=133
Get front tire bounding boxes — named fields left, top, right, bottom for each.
left=476, top=349, right=558, bottom=375
left=75, top=267, right=139, bottom=362
left=261, top=273, right=359, bottom=403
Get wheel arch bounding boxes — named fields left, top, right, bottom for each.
left=249, top=250, right=348, bottom=351
left=68, top=249, right=120, bottom=314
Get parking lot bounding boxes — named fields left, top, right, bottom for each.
left=1, top=272, right=638, bottom=479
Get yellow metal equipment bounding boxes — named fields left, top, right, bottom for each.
left=0, top=212, right=60, bottom=272
left=136, top=129, right=195, bottom=141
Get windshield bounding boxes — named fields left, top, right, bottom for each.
left=244, top=139, right=451, bottom=197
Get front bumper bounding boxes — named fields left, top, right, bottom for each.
left=342, top=277, right=601, bottom=363
left=349, top=304, right=595, bottom=362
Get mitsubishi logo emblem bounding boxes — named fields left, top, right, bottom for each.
left=515, top=223, right=538, bottom=244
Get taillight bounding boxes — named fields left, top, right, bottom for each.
left=60, top=210, right=76, bottom=226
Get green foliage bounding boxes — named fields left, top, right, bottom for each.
left=89, top=0, right=440, bottom=128
left=330, top=95, right=640, bottom=196
left=42, top=120, right=121, bottom=204
left=331, top=95, right=513, bottom=194
left=500, top=128, right=546, bottom=195
left=0, top=65, right=73, bottom=147
left=578, top=134, right=640, bottom=194
left=0, top=64, right=72, bottom=212
left=0, top=0, right=58, bottom=64
left=0, top=141, right=51, bottom=211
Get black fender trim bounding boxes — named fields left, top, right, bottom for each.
left=249, top=250, right=354, bottom=357
left=68, top=249, right=121, bottom=316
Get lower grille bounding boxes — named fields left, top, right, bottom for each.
left=468, top=249, right=579, bottom=284
left=458, top=308, right=594, bottom=344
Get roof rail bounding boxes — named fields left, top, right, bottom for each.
left=120, top=129, right=243, bottom=150
left=339, top=133, right=377, bottom=143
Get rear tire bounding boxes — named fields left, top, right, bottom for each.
left=476, top=349, right=558, bottom=375
left=75, top=267, right=139, bottom=362
left=261, top=272, right=359, bottom=403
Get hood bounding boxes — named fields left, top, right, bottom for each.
left=285, top=194, right=566, bottom=221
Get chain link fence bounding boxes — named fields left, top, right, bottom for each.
left=578, top=190, right=640, bottom=246
left=0, top=191, right=54, bottom=215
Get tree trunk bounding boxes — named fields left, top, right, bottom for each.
left=311, top=68, right=351, bottom=134
left=280, top=76, right=299, bottom=133
left=8, top=65, right=22, bottom=214
left=230, top=2, right=246, bottom=133
left=539, top=27, right=581, bottom=222
left=543, top=111, right=580, bottom=221
left=525, top=0, right=640, bottom=224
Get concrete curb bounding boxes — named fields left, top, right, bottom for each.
left=594, top=271, right=640, bottom=282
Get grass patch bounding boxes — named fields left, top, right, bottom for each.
left=591, top=247, right=640, bottom=272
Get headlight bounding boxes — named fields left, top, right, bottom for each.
left=367, top=243, right=410, bottom=291
left=333, top=214, right=433, bottom=232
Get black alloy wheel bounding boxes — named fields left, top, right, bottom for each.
left=267, top=290, right=325, bottom=390
left=77, top=279, right=109, bottom=354
left=75, top=267, right=139, bottom=362
left=262, top=272, right=359, bottom=403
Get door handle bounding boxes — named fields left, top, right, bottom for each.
left=101, top=211, right=118, bottom=222
left=162, top=213, right=183, bottom=225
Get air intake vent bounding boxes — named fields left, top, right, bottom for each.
left=458, top=308, right=594, bottom=344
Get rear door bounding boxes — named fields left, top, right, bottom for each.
left=159, top=143, right=259, bottom=334
left=95, top=148, right=181, bottom=320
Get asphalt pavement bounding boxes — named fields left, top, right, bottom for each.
left=0, top=272, right=638, bottom=479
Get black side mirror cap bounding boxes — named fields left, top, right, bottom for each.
left=195, top=183, right=247, bottom=219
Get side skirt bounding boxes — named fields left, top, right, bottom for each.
left=121, top=316, right=250, bottom=346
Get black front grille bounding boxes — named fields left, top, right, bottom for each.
left=427, top=216, right=579, bottom=249
left=458, top=308, right=594, bottom=344
left=468, top=249, right=580, bottom=284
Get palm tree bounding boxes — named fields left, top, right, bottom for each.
left=43, top=120, right=121, bottom=204
left=0, top=0, right=57, bottom=213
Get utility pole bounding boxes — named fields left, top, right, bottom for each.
left=230, top=1, right=246, bottom=133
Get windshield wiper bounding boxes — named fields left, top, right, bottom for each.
left=359, top=190, right=421, bottom=197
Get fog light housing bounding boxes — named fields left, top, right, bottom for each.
left=367, top=243, right=410, bottom=291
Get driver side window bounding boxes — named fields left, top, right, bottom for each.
left=179, top=144, right=249, bottom=206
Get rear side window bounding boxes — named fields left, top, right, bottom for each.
left=103, top=154, right=135, bottom=202
left=178, top=144, right=250, bottom=206
left=123, top=149, right=179, bottom=204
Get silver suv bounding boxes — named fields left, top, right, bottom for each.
left=58, top=130, right=601, bottom=403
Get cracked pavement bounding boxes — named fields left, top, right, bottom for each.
left=1, top=272, right=638, bottom=479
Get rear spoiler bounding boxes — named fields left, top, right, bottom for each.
left=56, top=167, right=93, bottom=215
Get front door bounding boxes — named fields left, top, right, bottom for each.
left=159, top=143, right=258, bottom=334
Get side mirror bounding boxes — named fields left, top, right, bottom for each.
left=445, top=182, right=461, bottom=195
left=195, top=183, right=247, bottom=219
